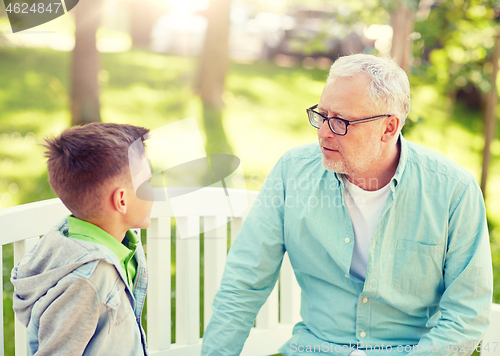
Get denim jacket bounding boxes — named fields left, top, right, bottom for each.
left=11, top=218, right=148, bottom=356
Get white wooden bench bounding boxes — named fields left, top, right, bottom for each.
left=1, top=187, right=498, bottom=356
left=0, top=187, right=302, bottom=356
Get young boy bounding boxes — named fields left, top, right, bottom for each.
left=11, top=123, right=153, bottom=356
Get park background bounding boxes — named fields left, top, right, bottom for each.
left=0, top=0, right=499, bottom=355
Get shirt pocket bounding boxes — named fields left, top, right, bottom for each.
left=391, top=239, right=444, bottom=296
left=105, top=278, right=134, bottom=326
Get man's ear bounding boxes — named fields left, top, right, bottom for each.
left=112, top=188, right=127, bottom=215
left=382, top=115, right=400, bottom=142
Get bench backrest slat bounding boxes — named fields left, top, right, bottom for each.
left=175, top=216, right=201, bottom=345
left=203, top=216, right=228, bottom=330
left=146, top=217, right=172, bottom=352
left=0, top=246, right=4, bottom=354
left=0, top=199, right=69, bottom=245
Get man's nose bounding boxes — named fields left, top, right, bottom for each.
left=318, top=119, right=334, bottom=139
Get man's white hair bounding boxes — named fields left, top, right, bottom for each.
left=327, top=54, right=410, bottom=127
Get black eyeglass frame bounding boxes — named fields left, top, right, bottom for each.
left=307, top=104, right=392, bottom=136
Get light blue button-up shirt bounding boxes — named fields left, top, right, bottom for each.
left=201, top=136, right=493, bottom=356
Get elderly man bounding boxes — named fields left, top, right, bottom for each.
left=200, top=54, right=493, bottom=356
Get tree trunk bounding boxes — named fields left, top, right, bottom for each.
left=71, top=0, right=102, bottom=125
left=480, top=27, right=500, bottom=196
left=130, top=0, right=162, bottom=48
left=390, top=0, right=416, bottom=73
left=196, top=0, right=232, bottom=155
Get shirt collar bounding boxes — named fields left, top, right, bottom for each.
left=391, top=133, right=407, bottom=188
left=67, top=216, right=136, bottom=261
left=123, top=230, right=140, bottom=249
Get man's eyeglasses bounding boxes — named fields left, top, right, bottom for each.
left=307, top=104, right=392, bottom=136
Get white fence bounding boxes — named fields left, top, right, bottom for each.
left=3, top=187, right=497, bottom=356
left=0, top=187, right=302, bottom=356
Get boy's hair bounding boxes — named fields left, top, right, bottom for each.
left=43, top=123, right=150, bottom=220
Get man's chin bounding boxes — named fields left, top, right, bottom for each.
left=322, top=156, right=348, bottom=173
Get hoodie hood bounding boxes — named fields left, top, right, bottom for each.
left=11, top=219, right=108, bottom=326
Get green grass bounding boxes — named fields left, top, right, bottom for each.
left=1, top=47, right=499, bottom=355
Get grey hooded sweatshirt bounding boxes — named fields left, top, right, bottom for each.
left=11, top=218, right=148, bottom=356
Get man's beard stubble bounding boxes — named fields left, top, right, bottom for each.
left=320, top=128, right=383, bottom=176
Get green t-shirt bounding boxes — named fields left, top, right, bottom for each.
left=67, top=216, right=138, bottom=288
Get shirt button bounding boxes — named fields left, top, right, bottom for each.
left=349, top=351, right=368, bottom=356
left=360, top=331, right=366, bottom=338
left=363, top=297, right=368, bottom=303
left=344, top=237, right=350, bottom=243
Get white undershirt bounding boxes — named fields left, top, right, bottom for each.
left=342, top=176, right=391, bottom=281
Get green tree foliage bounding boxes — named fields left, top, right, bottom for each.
left=415, top=0, right=499, bottom=100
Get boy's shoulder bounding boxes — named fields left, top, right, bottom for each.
left=11, top=217, right=127, bottom=324
left=18, top=218, right=109, bottom=275
left=11, top=218, right=147, bottom=356
left=11, top=217, right=125, bottom=300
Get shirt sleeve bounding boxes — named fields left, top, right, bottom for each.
left=200, top=157, right=287, bottom=356
left=407, top=180, right=493, bottom=356
left=35, top=276, right=102, bottom=356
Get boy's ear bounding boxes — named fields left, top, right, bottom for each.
left=112, top=188, right=127, bottom=215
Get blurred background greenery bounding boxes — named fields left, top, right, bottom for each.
left=1, top=0, right=500, bottom=355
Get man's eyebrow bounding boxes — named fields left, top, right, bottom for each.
left=317, top=105, right=328, bottom=114
left=317, top=106, right=344, bottom=118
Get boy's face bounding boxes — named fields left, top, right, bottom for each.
left=126, top=152, right=154, bottom=229
left=126, top=186, right=154, bottom=229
